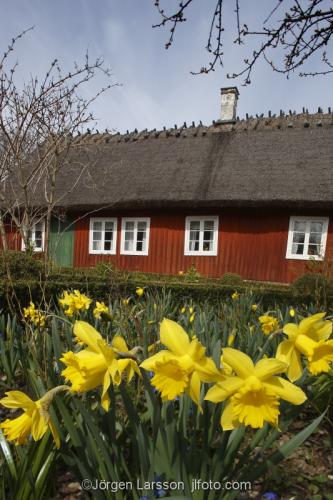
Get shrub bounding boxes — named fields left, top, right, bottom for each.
left=292, top=273, right=333, bottom=295
left=0, top=251, right=44, bottom=279
left=219, top=272, right=243, bottom=285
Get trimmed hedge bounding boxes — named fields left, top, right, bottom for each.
left=0, top=273, right=328, bottom=311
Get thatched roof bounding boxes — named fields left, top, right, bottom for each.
left=17, top=111, right=333, bottom=210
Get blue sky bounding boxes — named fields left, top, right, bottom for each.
left=1, top=0, right=332, bottom=133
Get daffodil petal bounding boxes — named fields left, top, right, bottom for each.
left=276, top=340, right=295, bottom=365
left=101, top=371, right=111, bottom=411
left=0, top=391, right=35, bottom=410
left=264, top=376, right=307, bottom=405
left=112, top=336, right=129, bottom=353
left=222, top=348, right=254, bottom=379
left=254, top=358, right=288, bottom=380
left=159, top=318, right=190, bottom=355
left=31, top=409, right=48, bottom=441
left=283, top=323, right=299, bottom=340
left=205, top=377, right=244, bottom=403
left=221, top=401, right=239, bottom=431
left=73, top=321, right=103, bottom=353
left=188, top=371, right=201, bottom=409
left=287, top=349, right=304, bottom=382
left=140, top=351, right=174, bottom=371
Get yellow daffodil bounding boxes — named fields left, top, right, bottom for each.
left=23, top=302, right=46, bottom=328
left=189, top=306, right=194, bottom=314
left=0, top=387, right=68, bottom=447
left=60, top=321, right=140, bottom=411
left=231, top=292, right=239, bottom=300
left=180, top=306, right=186, bottom=314
left=59, top=290, right=92, bottom=317
left=178, top=271, right=184, bottom=276
left=136, top=287, right=144, bottom=297
left=259, top=315, right=279, bottom=335
left=189, top=313, right=195, bottom=323
left=205, top=348, right=306, bottom=430
left=289, top=308, right=296, bottom=318
left=140, top=319, right=220, bottom=408
left=276, top=313, right=333, bottom=381
left=251, top=304, right=258, bottom=312
left=122, top=298, right=131, bottom=306
left=93, top=301, right=109, bottom=319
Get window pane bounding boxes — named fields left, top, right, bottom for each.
left=136, top=241, right=143, bottom=252
left=137, top=221, right=147, bottom=232
left=310, top=222, right=323, bottom=233
left=136, top=231, right=146, bottom=252
left=308, top=244, right=321, bottom=256
left=203, top=241, right=212, bottom=251
left=204, top=221, right=214, bottom=231
left=189, top=220, right=200, bottom=231
left=124, top=231, right=134, bottom=251
left=93, top=231, right=102, bottom=241
left=309, top=233, right=321, bottom=245
left=292, top=232, right=305, bottom=244
left=34, top=230, right=43, bottom=248
left=292, top=243, right=304, bottom=255
left=105, top=221, right=114, bottom=231
left=189, top=240, right=200, bottom=251
left=93, top=221, right=102, bottom=231
left=93, top=240, right=101, bottom=251
left=125, top=221, right=135, bottom=231
left=293, top=221, right=306, bottom=232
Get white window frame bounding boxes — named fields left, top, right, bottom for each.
left=184, top=216, right=219, bottom=256
left=120, top=217, right=150, bottom=256
left=286, top=216, right=329, bottom=261
left=89, top=218, right=117, bottom=255
left=21, top=221, right=45, bottom=252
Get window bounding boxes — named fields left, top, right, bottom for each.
left=22, top=221, right=45, bottom=252
left=184, top=216, right=219, bottom=256
left=121, top=218, right=150, bottom=255
left=89, top=218, right=117, bottom=254
left=286, top=216, right=329, bottom=260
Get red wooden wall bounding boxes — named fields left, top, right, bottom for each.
left=72, top=209, right=333, bottom=284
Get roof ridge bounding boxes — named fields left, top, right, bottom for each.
left=73, top=110, right=333, bottom=144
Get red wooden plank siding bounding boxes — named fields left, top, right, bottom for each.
left=72, top=210, right=333, bottom=284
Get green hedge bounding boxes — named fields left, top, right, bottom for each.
left=0, top=274, right=327, bottom=311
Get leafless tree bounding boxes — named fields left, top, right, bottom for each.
left=0, top=28, right=115, bottom=260
left=153, top=0, right=333, bottom=82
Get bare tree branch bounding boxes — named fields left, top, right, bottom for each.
left=153, top=0, right=333, bottom=82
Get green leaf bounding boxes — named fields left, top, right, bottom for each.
left=245, top=411, right=326, bottom=482
left=0, top=429, right=17, bottom=481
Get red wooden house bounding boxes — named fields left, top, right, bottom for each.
left=5, top=88, right=333, bottom=284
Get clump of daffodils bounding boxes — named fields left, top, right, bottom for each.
left=136, top=287, right=145, bottom=297
left=259, top=315, right=280, bottom=335
left=59, top=290, right=92, bottom=317
left=23, top=302, right=46, bottom=328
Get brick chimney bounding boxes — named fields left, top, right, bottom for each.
left=220, top=87, right=239, bottom=122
